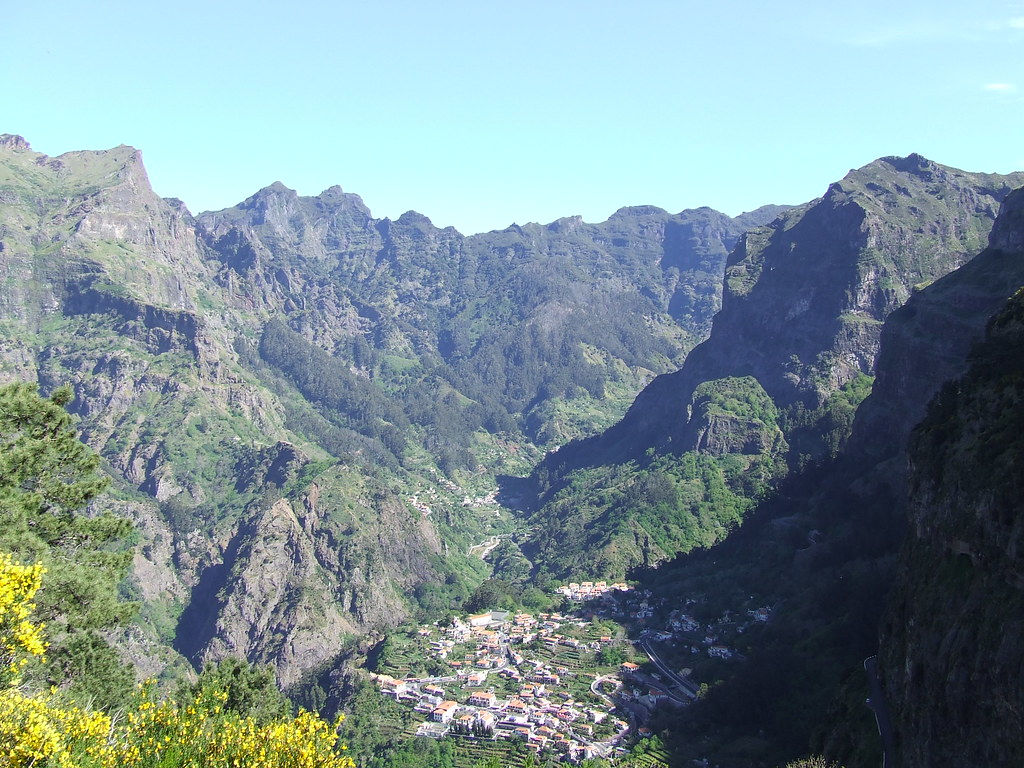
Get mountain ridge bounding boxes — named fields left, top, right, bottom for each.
left=523, top=155, right=1024, bottom=579
left=0, top=132, right=783, bottom=687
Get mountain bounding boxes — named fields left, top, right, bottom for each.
left=617, top=182, right=1024, bottom=768
left=876, top=194, right=1024, bottom=768
left=0, top=133, right=778, bottom=686
left=4, top=130, right=1024, bottom=766
left=0, top=134, right=464, bottom=686
left=523, top=155, right=1024, bottom=579
left=197, top=182, right=782, bottom=452
left=850, top=184, right=1024, bottom=462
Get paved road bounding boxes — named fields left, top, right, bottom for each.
left=468, top=535, right=502, bottom=559
left=590, top=674, right=622, bottom=705
left=864, top=656, right=896, bottom=768
left=638, top=641, right=698, bottom=701
left=580, top=679, right=631, bottom=759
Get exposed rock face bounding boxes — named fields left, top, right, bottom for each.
left=650, top=185, right=1024, bottom=768
left=0, top=137, right=454, bottom=683
left=686, top=376, right=785, bottom=455
left=197, top=497, right=358, bottom=688
left=184, top=484, right=447, bottom=688
left=524, top=158, right=1024, bottom=581
left=550, top=156, right=1024, bottom=468
left=879, top=287, right=1024, bottom=768
left=197, top=184, right=783, bottom=444
left=0, top=134, right=783, bottom=685
left=852, top=187, right=1024, bottom=464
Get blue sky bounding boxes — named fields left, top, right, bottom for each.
left=3, top=1, right=1023, bottom=234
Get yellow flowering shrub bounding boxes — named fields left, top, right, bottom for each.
left=0, top=551, right=355, bottom=768
left=0, top=685, right=354, bottom=768
left=0, top=553, right=46, bottom=684
left=0, top=688, right=110, bottom=767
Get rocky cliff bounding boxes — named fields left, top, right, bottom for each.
left=197, top=182, right=782, bottom=448
left=523, top=156, right=1024, bottom=579
left=852, top=186, right=1024, bottom=462
left=0, top=133, right=780, bottom=685
left=559, top=154, right=1024, bottom=466
left=633, top=183, right=1024, bottom=768
left=0, top=136, right=464, bottom=684
left=877, top=249, right=1024, bottom=768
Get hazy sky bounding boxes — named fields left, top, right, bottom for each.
left=3, top=1, right=1023, bottom=234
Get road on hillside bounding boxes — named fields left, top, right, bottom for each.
left=864, top=656, right=895, bottom=768
left=590, top=674, right=622, bottom=706
left=469, top=535, right=502, bottom=560
left=638, top=641, right=698, bottom=701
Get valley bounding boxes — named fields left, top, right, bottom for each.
left=363, top=579, right=763, bottom=766
left=1, top=131, right=1023, bottom=768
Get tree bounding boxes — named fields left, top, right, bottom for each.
left=180, top=658, right=292, bottom=724
left=597, top=645, right=626, bottom=666
left=0, top=382, right=134, bottom=708
left=464, top=578, right=515, bottom=613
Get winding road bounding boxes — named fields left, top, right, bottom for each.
left=864, top=655, right=895, bottom=768
left=637, top=641, right=698, bottom=701
left=590, top=674, right=622, bottom=705
left=469, top=535, right=502, bottom=560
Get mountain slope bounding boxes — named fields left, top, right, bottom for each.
left=877, top=229, right=1024, bottom=768
left=0, top=133, right=777, bottom=685
left=630, top=182, right=1024, bottom=768
left=197, top=184, right=781, bottom=452
left=523, top=156, right=1024, bottom=579
left=0, top=135, right=476, bottom=685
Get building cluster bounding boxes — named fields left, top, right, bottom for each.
left=406, top=470, right=487, bottom=518
left=634, top=602, right=779, bottom=663
left=747, top=605, right=772, bottom=622
left=406, top=494, right=433, bottom=517
left=554, top=581, right=631, bottom=601
left=373, top=609, right=628, bottom=762
left=638, top=608, right=741, bottom=660
left=461, top=488, right=498, bottom=507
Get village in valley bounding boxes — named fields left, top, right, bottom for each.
left=371, top=578, right=774, bottom=764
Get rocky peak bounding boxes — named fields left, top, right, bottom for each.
left=543, top=159, right=1024, bottom=473
left=849, top=183, right=1024, bottom=467
left=0, top=134, right=32, bottom=151
left=317, top=184, right=371, bottom=218
left=395, top=210, right=434, bottom=228
left=732, top=204, right=792, bottom=229
left=545, top=214, right=584, bottom=234
left=989, top=187, right=1024, bottom=252
left=240, top=181, right=298, bottom=207
left=880, top=151, right=939, bottom=177
left=609, top=204, right=669, bottom=220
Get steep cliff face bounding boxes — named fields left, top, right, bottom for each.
left=566, top=155, right=1024, bottom=465
left=0, top=136, right=463, bottom=683
left=188, top=483, right=444, bottom=688
left=525, top=158, right=1024, bottom=578
left=0, top=134, right=784, bottom=685
left=852, top=186, right=1024, bottom=465
left=197, top=184, right=781, bottom=447
left=634, top=185, right=1024, bottom=768
left=878, top=289, right=1024, bottom=768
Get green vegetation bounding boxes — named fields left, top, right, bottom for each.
left=178, top=658, right=291, bottom=725
left=618, top=736, right=672, bottom=767
left=8, top=139, right=1023, bottom=768
left=527, top=447, right=775, bottom=580
left=783, top=374, right=874, bottom=468
left=0, top=382, right=135, bottom=710
left=259, top=318, right=410, bottom=464
left=0, top=382, right=355, bottom=768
